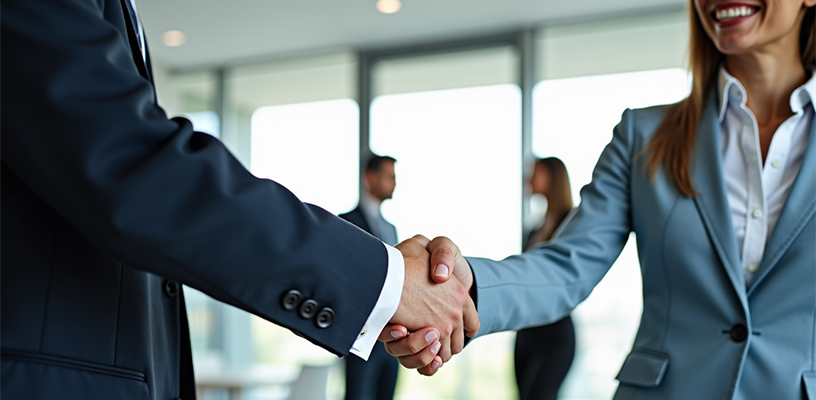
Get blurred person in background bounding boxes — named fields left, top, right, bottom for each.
left=515, top=157, right=575, bottom=400
left=340, top=154, right=400, bottom=400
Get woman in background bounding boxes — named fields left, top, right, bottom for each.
left=515, top=157, right=575, bottom=400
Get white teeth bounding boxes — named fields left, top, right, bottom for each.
left=715, top=5, right=757, bottom=21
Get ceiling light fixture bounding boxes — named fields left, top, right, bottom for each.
left=376, top=0, right=402, bottom=14
left=162, top=30, right=187, bottom=47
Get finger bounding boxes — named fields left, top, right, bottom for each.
left=395, top=235, right=431, bottom=259
left=397, top=339, right=442, bottom=369
left=378, top=324, right=409, bottom=343
left=417, top=355, right=444, bottom=376
left=410, top=234, right=430, bottom=247
left=437, top=336, right=452, bottom=363
left=450, top=325, right=465, bottom=356
left=383, top=327, right=439, bottom=357
left=428, top=236, right=458, bottom=283
left=463, top=296, right=481, bottom=338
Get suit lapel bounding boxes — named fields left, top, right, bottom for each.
left=119, top=0, right=150, bottom=80
left=691, top=92, right=747, bottom=299
left=748, top=118, right=816, bottom=295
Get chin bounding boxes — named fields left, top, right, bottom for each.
left=714, top=38, right=756, bottom=55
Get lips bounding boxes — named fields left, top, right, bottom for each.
left=713, top=5, right=758, bottom=21
left=710, top=2, right=760, bottom=26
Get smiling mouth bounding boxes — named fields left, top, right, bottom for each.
left=712, top=4, right=760, bottom=22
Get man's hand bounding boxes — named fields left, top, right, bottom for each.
left=388, top=235, right=479, bottom=366
left=382, top=235, right=478, bottom=376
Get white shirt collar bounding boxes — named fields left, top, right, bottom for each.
left=717, top=65, right=816, bottom=122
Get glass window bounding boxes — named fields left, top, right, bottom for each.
left=245, top=98, right=360, bottom=399
left=371, top=83, right=522, bottom=399
left=183, top=111, right=220, bottom=138
left=373, top=47, right=518, bottom=97
left=533, top=68, right=690, bottom=399
left=160, top=71, right=224, bottom=363
left=173, top=55, right=359, bottom=400
left=237, top=57, right=360, bottom=387
left=250, top=99, right=360, bottom=214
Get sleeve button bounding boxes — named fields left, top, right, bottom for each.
left=281, top=290, right=302, bottom=311
left=298, top=299, right=319, bottom=319
left=164, top=281, right=179, bottom=298
left=315, top=308, right=335, bottom=329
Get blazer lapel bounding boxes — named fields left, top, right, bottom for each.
left=691, top=92, right=748, bottom=299
left=748, top=118, right=816, bottom=295
left=119, top=0, right=150, bottom=80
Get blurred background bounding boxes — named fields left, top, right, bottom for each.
left=138, top=0, right=692, bottom=398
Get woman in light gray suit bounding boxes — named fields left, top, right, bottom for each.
left=383, top=0, right=816, bottom=399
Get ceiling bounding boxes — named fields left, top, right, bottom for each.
left=137, top=0, right=687, bottom=70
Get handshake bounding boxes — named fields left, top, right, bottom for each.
left=380, top=235, right=479, bottom=376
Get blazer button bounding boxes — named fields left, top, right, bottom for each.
left=281, top=290, right=302, bottom=311
left=730, top=324, right=748, bottom=342
left=164, top=281, right=179, bottom=298
left=299, top=299, right=319, bottom=319
left=315, top=308, right=335, bottom=329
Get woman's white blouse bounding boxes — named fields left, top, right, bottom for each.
left=717, top=67, right=816, bottom=287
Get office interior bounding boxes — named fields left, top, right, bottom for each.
left=139, top=0, right=692, bottom=398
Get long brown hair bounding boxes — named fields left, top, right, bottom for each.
left=645, top=2, right=816, bottom=197
left=537, top=157, right=574, bottom=241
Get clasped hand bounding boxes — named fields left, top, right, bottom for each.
left=383, top=235, right=476, bottom=376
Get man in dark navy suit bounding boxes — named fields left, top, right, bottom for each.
left=0, top=1, right=479, bottom=399
left=340, top=155, right=400, bottom=400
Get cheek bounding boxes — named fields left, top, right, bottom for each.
left=757, top=1, right=803, bottom=32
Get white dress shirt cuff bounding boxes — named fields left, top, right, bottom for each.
left=349, top=243, right=404, bottom=360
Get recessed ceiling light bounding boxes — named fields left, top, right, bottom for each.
left=162, top=30, right=186, bottom=47
left=376, top=0, right=402, bottom=14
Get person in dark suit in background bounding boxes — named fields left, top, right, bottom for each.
left=0, top=1, right=478, bottom=399
left=340, top=155, right=400, bottom=400
left=514, top=157, right=576, bottom=400
left=341, top=155, right=399, bottom=246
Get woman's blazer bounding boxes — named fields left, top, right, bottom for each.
left=467, top=94, right=816, bottom=400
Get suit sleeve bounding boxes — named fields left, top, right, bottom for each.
left=1, top=0, right=390, bottom=356
left=468, top=109, right=636, bottom=337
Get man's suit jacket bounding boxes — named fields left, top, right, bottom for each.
left=468, top=95, right=816, bottom=400
left=1, top=1, right=388, bottom=399
left=339, top=206, right=398, bottom=246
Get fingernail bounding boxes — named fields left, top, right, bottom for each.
left=430, top=342, right=441, bottom=355
left=431, top=360, right=441, bottom=369
left=424, top=330, right=438, bottom=344
left=434, top=264, right=449, bottom=278
left=390, top=330, right=405, bottom=339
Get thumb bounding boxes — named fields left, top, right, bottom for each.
left=427, top=236, right=459, bottom=284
